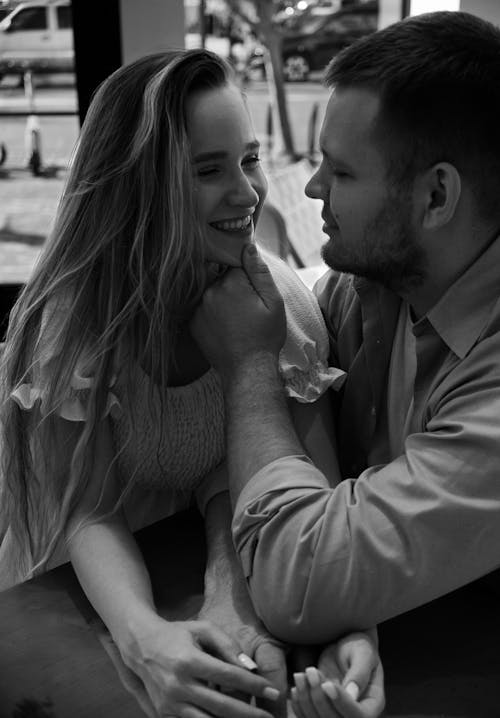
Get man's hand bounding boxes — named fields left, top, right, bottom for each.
left=200, top=598, right=289, bottom=718
left=201, top=489, right=289, bottom=717
left=191, top=244, right=286, bottom=375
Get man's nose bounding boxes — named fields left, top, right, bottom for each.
left=305, top=169, right=324, bottom=200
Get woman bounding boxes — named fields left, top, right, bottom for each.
left=0, top=49, right=383, bottom=718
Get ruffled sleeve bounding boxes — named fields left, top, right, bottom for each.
left=264, top=251, right=346, bottom=403
left=9, top=295, right=123, bottom=422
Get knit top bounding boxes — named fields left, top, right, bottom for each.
left=10, top=253, right=345, bottom=523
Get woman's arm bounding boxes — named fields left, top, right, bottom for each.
left=64, top=417, right=156, bottom=646
left=60, top=416, right=279, bottom=718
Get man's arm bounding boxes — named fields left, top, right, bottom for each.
left=191, top=244, right=309, bottom=504
left=225, top=353, right=311, bottom=505
left=200, top=488, right=288, bottom=718
left=191, top=245, right=500, bottom=643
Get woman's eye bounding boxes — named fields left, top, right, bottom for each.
left=243, top=155, right=261, bottom=169
left=197, top=166, right=220, bottom=178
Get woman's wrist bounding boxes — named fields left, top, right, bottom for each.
left=110, top=603, right=162, bottom=656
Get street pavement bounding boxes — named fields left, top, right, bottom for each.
left=0, top=167, right=67, bottom=283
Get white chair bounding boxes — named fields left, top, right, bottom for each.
left=256, top=200, right=305, bottom=268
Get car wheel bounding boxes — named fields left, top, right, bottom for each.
left=283, top=54, right=310, bottom=82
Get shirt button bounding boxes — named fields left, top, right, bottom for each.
left=370, top=405, right=376, bottom=416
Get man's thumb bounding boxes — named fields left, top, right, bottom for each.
left=241, top=243, right=282, bottom=310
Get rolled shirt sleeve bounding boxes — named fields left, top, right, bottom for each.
left=232, top=244, right=500, bottom=644
left=232, top=384, right=500, bottom=643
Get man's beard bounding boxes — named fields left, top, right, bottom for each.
left=321, top=194, right=428, bottom=293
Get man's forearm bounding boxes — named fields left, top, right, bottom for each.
left=203, top=490, right=249, bottom=605
left=223, top=351, right=305, bottom=505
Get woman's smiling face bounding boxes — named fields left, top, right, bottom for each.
left=186, top=83, right=268, bottom=267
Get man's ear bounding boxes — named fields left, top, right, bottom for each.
left=420, top=162, right=461, bottom=230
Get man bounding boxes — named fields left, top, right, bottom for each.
left=191, top=6, right=500, bottom=653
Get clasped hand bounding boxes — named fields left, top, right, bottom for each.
left=291, top=632, right=385, bottom=718
left=113, top=613, right=280, bottom=718
left=199, top=581, right=289, bottom=718
left=191, top=244, right=286, bottom=375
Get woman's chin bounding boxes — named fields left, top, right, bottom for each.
left=206, top=236, right=255, bottom=269
left=205, top=253, right=243, bottom=269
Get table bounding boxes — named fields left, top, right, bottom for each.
left=379, top=570, right=500, bottom=717
left=0, top=509, right=207, bottom=718
left=1, top=507, right=499, bottom=718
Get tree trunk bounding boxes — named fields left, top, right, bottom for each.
left=254, top=0, right=298, bottom=160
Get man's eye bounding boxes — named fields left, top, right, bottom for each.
left=324, top=156, right=349, bottom=178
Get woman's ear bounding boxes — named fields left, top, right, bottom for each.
left=420, top=162, right=461, bottom=230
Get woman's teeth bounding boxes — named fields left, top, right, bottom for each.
left=211, top=215, right=252, bottom=231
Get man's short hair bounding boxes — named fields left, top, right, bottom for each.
left=325, top=11, right=500, bottom=221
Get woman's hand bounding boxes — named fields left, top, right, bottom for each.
left=290, top=631, right=385, bottom=718
left=117, top=613, right=280, bottom=717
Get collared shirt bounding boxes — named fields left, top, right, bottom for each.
left=370, top=301, right=416, bottom=464
left=231, top=236, right=500, bottom=644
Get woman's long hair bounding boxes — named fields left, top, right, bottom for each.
left=0, top=49, right=232, bottom=580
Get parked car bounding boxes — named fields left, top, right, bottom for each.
left=0, top=7, right=11, bottom=23
left=0, top=0, right=73, bottom=80
left=248, top=1, right=378, bottom=82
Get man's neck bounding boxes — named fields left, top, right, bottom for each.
left=400, top=224, right=498, bottom=320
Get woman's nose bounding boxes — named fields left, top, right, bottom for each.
left=227, top=171, right=260, bottom=207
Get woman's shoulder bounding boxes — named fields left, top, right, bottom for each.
left=261, top=249, right=311, bottom=294
left=258, top=249, right=345, bottom=401
left=36, top=290, right=76, bottom=363
left=37, top=290, right=127, bottom=372
left=10, top=289, right=127, bottom=422
left=260, top=249, right=325, bottom=327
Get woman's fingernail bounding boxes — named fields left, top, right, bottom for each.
left=262, top=686, right=280, bottom=701
left=305, top=666, right=321, bottom=688
left=321, top=680, right=338, bottom=701
left=293, top=672, right=306, bottom=690
left=245, top=243, right=257, bottom=255
left=345, top=681, right=360, bottom=701
left=290, top=686, right=298, bottom=702
left=237, top=652, right=258, bottom=671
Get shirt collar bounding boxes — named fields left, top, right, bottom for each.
left=425, top=235, right=500, bottom=359
left=352, top=235, right=500, bottom=360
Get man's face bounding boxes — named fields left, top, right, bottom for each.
left=306, top=87, right=427, bottom=292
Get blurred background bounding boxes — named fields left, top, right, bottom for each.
left=0, top=0, right=498, bottom=304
